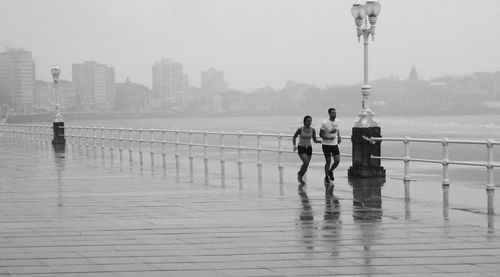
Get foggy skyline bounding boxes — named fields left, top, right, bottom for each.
left=1, top=0, right=499, bottom=91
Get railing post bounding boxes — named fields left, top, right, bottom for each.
left=441, top=138, right=450, bottom=220
left=403, top=136, right=411, bottom=202
left=138, top=129, right=143, bottom=166
left=486, top=139, right=495, bottom=215
left=278, top=134, right=284, bottom=187
left=128, top=128, right=133, bottom=162
left=220, top=132, right=225, bottom=189
left=101, top=127, right=105, bottom=153
left=257, top=132, right=263, bottom=187
left=204, top=132, right=209, bottom=185
left=189, top=131, right=194, bottom=183
left=150, top=129, right=155, bottom=168
left=175, top=130, right=180, bottom=181
left=162, top=130, right=166, bottom=171
left=238, top=132, right=243, bottom=190
left=40, top=125, right=45, bottom=144
left=93, top=126, right=97, bottom=153
left=78, top=127, right=82, bottom=150
left=118, top=128, right=123, bottom=162
left=99, top=127, right=104, bottom=159
left=109, top=128, right=114, bottom=161
left=86, top=127, right=90, bottom=154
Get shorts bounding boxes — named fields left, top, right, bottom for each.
left=322, top=145, right=340, bottom=157
left=297, top=146, right=312, bottom=156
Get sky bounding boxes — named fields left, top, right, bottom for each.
left=1, top=0, right=499, bottom=91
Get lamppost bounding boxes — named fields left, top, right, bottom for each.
left=348, top=0, right=385, bottom=178
left=51, top=66, right=66, bottom=145
left=51, top=67, right=63, bottom=122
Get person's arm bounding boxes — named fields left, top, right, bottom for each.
left=292, top=128, right=301, bottom=151
left=337, top=129, right=342, bottom=144
left=312, top=129, right=321, bottom=143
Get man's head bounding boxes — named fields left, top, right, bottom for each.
left=328, top=108, right=336, bottom=120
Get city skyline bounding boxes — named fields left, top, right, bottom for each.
left=1, top=0, right=499, bottom=91
left=3, top=45, right=500, bottom=93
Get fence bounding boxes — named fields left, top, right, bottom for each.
left=0, top=123, right=498, bottom=214
left=0, top=124, right=350, bottom=190
left=364, top=136, right=499, bottom=214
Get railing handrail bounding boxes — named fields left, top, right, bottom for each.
left=367, top=136, right=500, bottom=145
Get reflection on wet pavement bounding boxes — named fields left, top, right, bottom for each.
left=297, top=185, right=315, bottom=250
left=2, top=138, right=500, bottom=276
left=53, top=144, right=66, bottom=207
left=350, top=177, right=385, bottom=266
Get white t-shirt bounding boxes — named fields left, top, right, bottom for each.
left=321, top=119, right=339, bottom=146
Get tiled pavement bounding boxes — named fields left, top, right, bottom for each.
left=1, top=138, right=500, bottom=276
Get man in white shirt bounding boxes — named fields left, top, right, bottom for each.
left=319, top=108, right=342, bottom=195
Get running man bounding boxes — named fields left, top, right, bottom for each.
left=319, top=108, right=341, bottom=195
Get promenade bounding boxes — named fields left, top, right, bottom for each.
left=1, top=138, right=500, bottom=276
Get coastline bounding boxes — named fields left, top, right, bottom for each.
left=5, top=109, right=500, bottom=125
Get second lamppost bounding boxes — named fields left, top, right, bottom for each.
left=51, top=66, right=66, bottom=145
left=348, top=0, right=385, bottom=178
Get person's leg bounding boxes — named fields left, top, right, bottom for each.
left=324, top=155, right=331, bottom=179
left=298, top=153, right=310, bottom=177
left=328, top=146, right=341, bottom=181
left=322, top=145, right=332, bottom=178
left=330, top=154, right=340, bottom=171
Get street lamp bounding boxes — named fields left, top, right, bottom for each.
left=351, top=0, right=381, bottom=127
left=348, top=0, right=385, bottom=178
left=51, top=66, right=63, bottom=122
left=51, top=66, right=65, bottom=145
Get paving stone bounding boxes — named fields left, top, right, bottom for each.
left=1, top=138, right=500, bottom=276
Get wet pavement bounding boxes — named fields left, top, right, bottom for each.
left=1, top=138, right=500, bottom=276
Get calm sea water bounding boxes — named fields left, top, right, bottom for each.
left=70, top=114, right=500, bottom=140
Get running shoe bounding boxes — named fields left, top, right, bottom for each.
left=328, top=170, right=334, bottom=181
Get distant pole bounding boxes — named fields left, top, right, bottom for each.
left=348, top=0, right=385, bottom=178
left=51, top=66, right=66, bottom=145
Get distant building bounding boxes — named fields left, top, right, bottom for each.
left=152, top=58, right=184, bottom=110
left=408, top=64, right=420, bottom=82
left=34, top=80, right=51, bottom=112
left=72, top=61, right=115, bottom=111
left=115, top=78, right=150, bottom=112
left=34, top=80, right=76, bottom=112
left=201, top=68, right=227, bottom=94
left=0, top=48, right=35, bottom=113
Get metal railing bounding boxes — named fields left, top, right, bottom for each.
left=365, top=136, right=499, bottom=214
left=0, top=124, right=350, bottom=188
left=1, top=124, right=498, bottom=214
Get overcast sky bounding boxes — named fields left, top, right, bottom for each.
left=1, top=0, right=499, bottom=91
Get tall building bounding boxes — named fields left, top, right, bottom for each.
left=0, top=48, right=35, bottom=113
left=201, top=68, right=227, bottom=94
left=72, top=61, right=115, bottom=111
left=34, top=80, right=51, bottom=112
left=152, top=58, right=184, bottom=109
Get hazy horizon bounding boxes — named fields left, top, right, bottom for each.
left=1, top=0, right=499, bottom=91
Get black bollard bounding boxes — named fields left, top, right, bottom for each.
left=52, top=121, right=66, bottom=145
left=348, top=126, right=385, bottom=178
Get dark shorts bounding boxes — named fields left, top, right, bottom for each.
left=322, top=145, right=340, bottom=157
left=297, top=146, right=312, bottom=156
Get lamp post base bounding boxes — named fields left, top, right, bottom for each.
left=52, top=121, right=66, bottom=145
left=348, top=126, right=385, bottom=178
